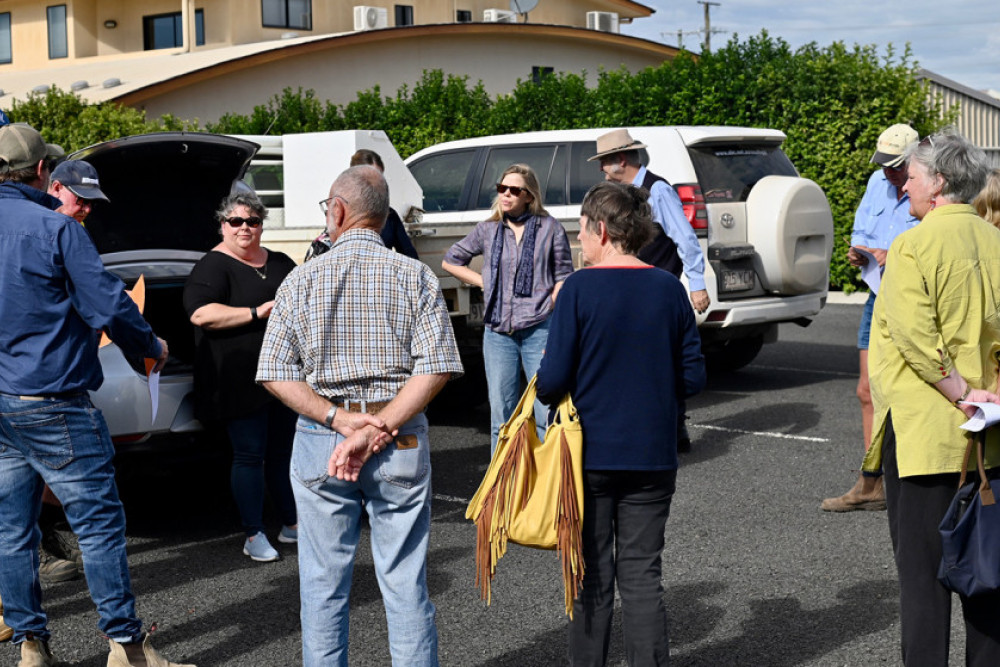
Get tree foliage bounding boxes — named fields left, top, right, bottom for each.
left=5, top=32, right=954, bottom=290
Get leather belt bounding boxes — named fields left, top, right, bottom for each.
left=335, top=399, right=391, bottom=414
left=14, top=392, right=86, bottom=402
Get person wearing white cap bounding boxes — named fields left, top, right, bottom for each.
left=821, top=123, right=920, bottom=513
left=48, top=159, right=109, bottom=224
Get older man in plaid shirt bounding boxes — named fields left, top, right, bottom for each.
left=257, top=165, right=462, bottom=667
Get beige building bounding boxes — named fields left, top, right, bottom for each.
left=0, top=0, right=670, bottom=124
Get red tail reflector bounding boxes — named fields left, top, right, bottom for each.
left=705, top=309, right=728, bottom=323
left=676, top=184, right=708, bottom=231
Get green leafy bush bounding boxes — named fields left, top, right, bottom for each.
left=6, top=32, right=955, bottom=290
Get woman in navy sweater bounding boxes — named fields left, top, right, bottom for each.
left=536, top=181, right=705, bottom=665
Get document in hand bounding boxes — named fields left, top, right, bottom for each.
left=959, top=401, right=1000, bottom=432
left=853, top=247, right=881, bottom=294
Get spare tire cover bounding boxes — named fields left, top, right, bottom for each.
left=745, top=176, right=833, bottom=294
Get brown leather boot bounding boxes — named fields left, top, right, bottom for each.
left=820, top=473, right=886, bottom=512
left=0, top=593, right=13, bottom=643
left=106, top=635, right=195, bottom=667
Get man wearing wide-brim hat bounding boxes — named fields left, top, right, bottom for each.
left=589, top=129, right=710, bottom=315
left=0, top=123, right=192, bottom=666
left=821, top=122, right=920, bottom=514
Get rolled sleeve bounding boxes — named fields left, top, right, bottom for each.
left=880, top=237, right=952, bottom=383
left=443, top=225, right=487, bottom=267
left=650, top=181, right=706, bottom=291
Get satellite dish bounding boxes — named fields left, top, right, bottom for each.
left=510, top=0, right=539, bottom=15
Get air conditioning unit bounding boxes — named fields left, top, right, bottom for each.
left=586, top=11, right=619, bottom=33
left=354, top=5, right=388, bottom=31
left=483, top=9, right=517, bottom=23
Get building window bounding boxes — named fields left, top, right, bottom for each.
left=395, top=5, right=413, bottom=26
left=143, top=10, right=205, bottom=50
left=456, top=10, right=472, bottom=23
left=262, top=0, right=312, bottom=30
left=532, top=66, right=554, bottom=84
left=0, top=13, right=11, bottom=65
left=48, top=5, right=68, bottom=59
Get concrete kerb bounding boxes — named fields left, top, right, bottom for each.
left=826, top=290, right=870, bottom=305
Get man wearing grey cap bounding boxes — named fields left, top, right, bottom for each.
left=48, top=159, right=109, bottom=224
left=821, top=123, right=920, bottom=513
left=0, top=123, right=192, bottom=666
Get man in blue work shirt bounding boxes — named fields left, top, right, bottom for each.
left=0, top=123, right=192, bottom=666
left=821, top=123, right=919, bottom=513
left=591, top=129, right=710, bottom=452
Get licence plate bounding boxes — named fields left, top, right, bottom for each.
left=721, top=269, right=755, bottom=292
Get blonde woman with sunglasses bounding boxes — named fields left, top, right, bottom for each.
left=183, top=190, right=299, bottom=562
left=442, top=164, right=574, bottom=454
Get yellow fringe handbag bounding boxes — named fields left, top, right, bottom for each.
left=465, top=375, right=585, bottom=617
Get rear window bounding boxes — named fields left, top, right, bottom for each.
left=687, top=144, right=797, bottom=203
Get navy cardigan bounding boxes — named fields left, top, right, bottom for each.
left=536, top=266, right=706, bottom=470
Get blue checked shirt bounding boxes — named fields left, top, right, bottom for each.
left=256, top=229, right=463, bottom=400
left=851, top=170, right=918, bottom=249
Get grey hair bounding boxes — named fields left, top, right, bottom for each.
left=581, top=181, right=655, bottom=255
left=618, top=149, right=643, bottom=168
left=904, top=130, right=991, bottom=204
left=333, top=165, right=389, bottom=229
left=216, top=191, right=267, bottom=222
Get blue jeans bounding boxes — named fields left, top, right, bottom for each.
left=857, top=291, right=876, bottom=350
left=0, top=393, right=143, bottom=645
left=483, top=319, right=549, bottom=454
left=569, top=469, right=677, bottom=666
left=291, top=410, right=438, bottom=667
left=226, top=401, right=297, bottom=536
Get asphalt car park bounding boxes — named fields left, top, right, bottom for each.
left=18, top=301, right=972, bottom=666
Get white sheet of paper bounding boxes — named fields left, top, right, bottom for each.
left=854, top=247, right=882, bottom=294
left=148, top=369, right=160, bottom=422
left=958, top=401, right=1000, bottom=432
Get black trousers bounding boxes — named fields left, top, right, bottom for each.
left=883, top=414, right=1000, bottom=666
left=568, top=469, right=676, bottom=667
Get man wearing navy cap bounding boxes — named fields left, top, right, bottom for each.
left=48, top=159, right=109, bottom=224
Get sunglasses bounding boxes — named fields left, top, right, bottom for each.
left=496, top=184, right=527, bottom=197
left=224, top=216, right=263, bottom=228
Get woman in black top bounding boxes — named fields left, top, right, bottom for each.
left=183, top=191, right=298, bottom=563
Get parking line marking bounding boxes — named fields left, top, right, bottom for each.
left=752, top=364, right=856, bottom=378
left=689, top=423, right=829, bottom=442
left=433, top=493, right=470, bottom=504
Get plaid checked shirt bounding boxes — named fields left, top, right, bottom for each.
left=256, top=229, right=463, bottom=400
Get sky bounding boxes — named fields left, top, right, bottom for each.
left=619, top=1, right=1000, bottom=96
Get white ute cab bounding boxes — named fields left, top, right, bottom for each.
left=405, top=126, right=834, bottom=370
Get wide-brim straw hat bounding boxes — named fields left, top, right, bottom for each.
left=587, top=129, right=648, bottom=161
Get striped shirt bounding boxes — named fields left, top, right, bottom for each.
left=256, top=229, right=463, bottom=400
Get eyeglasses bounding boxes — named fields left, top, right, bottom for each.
left=224, top=216, right=263, bottom=228
left=496, top=184, right=527, bottom=196
left=318, top=194, right=349, bottom=215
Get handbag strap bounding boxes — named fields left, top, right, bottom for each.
left=961, top=432, right=996, bottom=506
left=975, top=432, right=996, bottom=506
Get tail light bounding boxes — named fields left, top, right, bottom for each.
left=676, top=184, right=707, bottom=232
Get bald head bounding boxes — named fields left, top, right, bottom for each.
left=331, top=165, right=390, bottom=231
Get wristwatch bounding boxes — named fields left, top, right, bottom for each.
left=324, top=404, right=337, bottom=428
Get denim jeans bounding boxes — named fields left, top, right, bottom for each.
left=0, top=393, right=143, bottom=645
left=483, top=319, right=549, bottom=454
left=569, top=469, right=677, bottom=667
left=226, top=401, right=297, bottom=536
left=291, top=410, right=438, bottom=667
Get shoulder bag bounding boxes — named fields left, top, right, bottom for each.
left=938, top=431, right=1000, bottom=597
left=465, top=375, right=585, bottom=616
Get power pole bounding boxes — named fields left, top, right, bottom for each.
left=698, top=1, right=720, bottom=52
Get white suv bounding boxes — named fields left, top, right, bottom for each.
left=405, top=126, right=834, bottom=369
